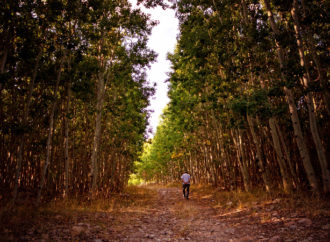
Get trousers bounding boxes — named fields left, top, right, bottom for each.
left=182, top=184, right=190, bottom=198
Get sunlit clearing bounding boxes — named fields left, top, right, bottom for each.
left=128, top=173, right=145, bottom=186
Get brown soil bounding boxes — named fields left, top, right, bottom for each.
left=1, top=186, right=329, bottom=241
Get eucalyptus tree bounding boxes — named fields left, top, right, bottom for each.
left=81, top=0, right=156, bottom=197
left=138, top=109, right=184, bottom=183
left=0, top=0, right=75, bottom=204
left=0, top=0, right=156, bottom=204
left=137, top=0, right=329, bottom=194
left=292, top=0, right=329, bottom=192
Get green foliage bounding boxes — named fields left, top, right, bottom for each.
left=128, top=173, right=145, bottom=186
left=136, top=0, right=329, bottom=192
left=0, top=0, right=157, bottom=199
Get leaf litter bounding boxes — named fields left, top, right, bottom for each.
left=0, top=186, right=329, bottom=241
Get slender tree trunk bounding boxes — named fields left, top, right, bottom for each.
left=0, top=48, right=7, bottom=74
left=90, top=71, right=106, bottom=196
left=263, top=0, right=319, bottom=192
left=300, top=0, right=330, bottom=115
left=275, top=120, right=299, bottom=189
left=304, top=94, right=329, bottom=193
left=188, top=151, right=193, bottom=178
left=63, top=81, right=71, bottom=198
left=306, top=42, right=330, bottom=115
left=239, top=129, right=251, bottom=192
left=232, top=129, right=250, bottom=192
left=283, top=86, right=319, bottom=191
left=269, top=117, right=292, bottom=193
left=0, top=48, right=8, bottom=92
left=37, top=60, right=63, bottom=205
left=291, top=0, right=330, bottom=193
left=12, top=49, right=42, bottom=204
left=246, top=114, right=271, bottom=191
left=261, top=77, right=300, bottom=189
left=210, top=109, right=227, bottom=186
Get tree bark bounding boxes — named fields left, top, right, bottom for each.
left=263, top=0, right=319, bottom=192
left=0, top=48, right=8, bottom=92
left=63, top=81, right=71, bottom=198
left=269, top=117, right=292, bottom=193
left=90, top=71, right=106, bottom=196
left=0, top=48, right=7, bottom=74
left=246, top=114, right=271, bottom=191
left=275, top=120, right=299, bottom=188
left=12, top=49, right=42, bottom=205
left=232, top=129, right=251, bottom=192
left=37, top=59, right=63, bottom=205
left=300, top=0, right=330, bottom=115
left=291, top=0, right=330, bottom=193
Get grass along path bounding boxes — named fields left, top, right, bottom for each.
left=1, top=185, right=329, bottom=241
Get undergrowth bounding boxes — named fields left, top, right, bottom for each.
left=43, top=185, right=157, bottom=213
left=193, top=185, right=330, bottom=215
left=0, top=185, right=157, bottom=233
left=1, top=184, right=329, bottom=232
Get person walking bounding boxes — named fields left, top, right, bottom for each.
left=181, top=171, right=191, bottom=199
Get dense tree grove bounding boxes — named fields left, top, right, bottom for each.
left=0, top=0, right=156, bottom=204
left=138, top=0, right=329, bottom=194
left=1, top=0, right=329, bottom=207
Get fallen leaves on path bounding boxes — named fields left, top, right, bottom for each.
left=0, top=186, right=329, bottom=241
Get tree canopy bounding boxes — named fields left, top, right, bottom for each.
left=136, top=0, right=329, bottom=194
left=1, top=0, right=329, bottom=205
left=0, top=0, right=157, bottom=203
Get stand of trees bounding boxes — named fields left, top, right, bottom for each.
left=0, top=0, right=156, bottom=204
left=137, top=0, right=329, bottom=194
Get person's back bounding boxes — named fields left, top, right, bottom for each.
left=181, top=173, right=190, bottom=184
left=181, top=171, right=191, bottom=199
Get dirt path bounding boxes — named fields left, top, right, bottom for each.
left=107, top=187, right=328, bottom=241
left=1, top=186, right=329, bottom=241
left=109, top=187, right=228, bottom=241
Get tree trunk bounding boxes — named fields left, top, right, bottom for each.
left=269, top=117, right=292, bottom=193
left=232, top=129, right=251, bottom=192
left=300, top=0, right=330, bottom=115
left=283, top=86, right=319, bottom=191
left=90, top=71, right=106, bottom=196
left=0, top=48, right=8, bottom=73
left=210, top=110, right=227, bottom=186
left=291, top=0, right=330, bottom=193
left=0, top=48, right=8, bottom=92
left=63, top=81, right=71, bottom=198
left=263, top=0, right=319, bottom=192
left=188, top=151, right=193, bottom=178
left=275, top=120, right=299, bottom=189
left=12, top=49, right=42, bottom=205
left=37, top=60, right=63, bottom=205
left=246, top=114, right=271, bottom=191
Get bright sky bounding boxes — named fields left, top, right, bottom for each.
left=129, top=1, right=179, bottom=137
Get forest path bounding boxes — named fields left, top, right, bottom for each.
left=107, top=186, right=329, bottom=241
left=2, top=186, right=329, bottom=241
left=109, top=186, right=234, bottom=241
